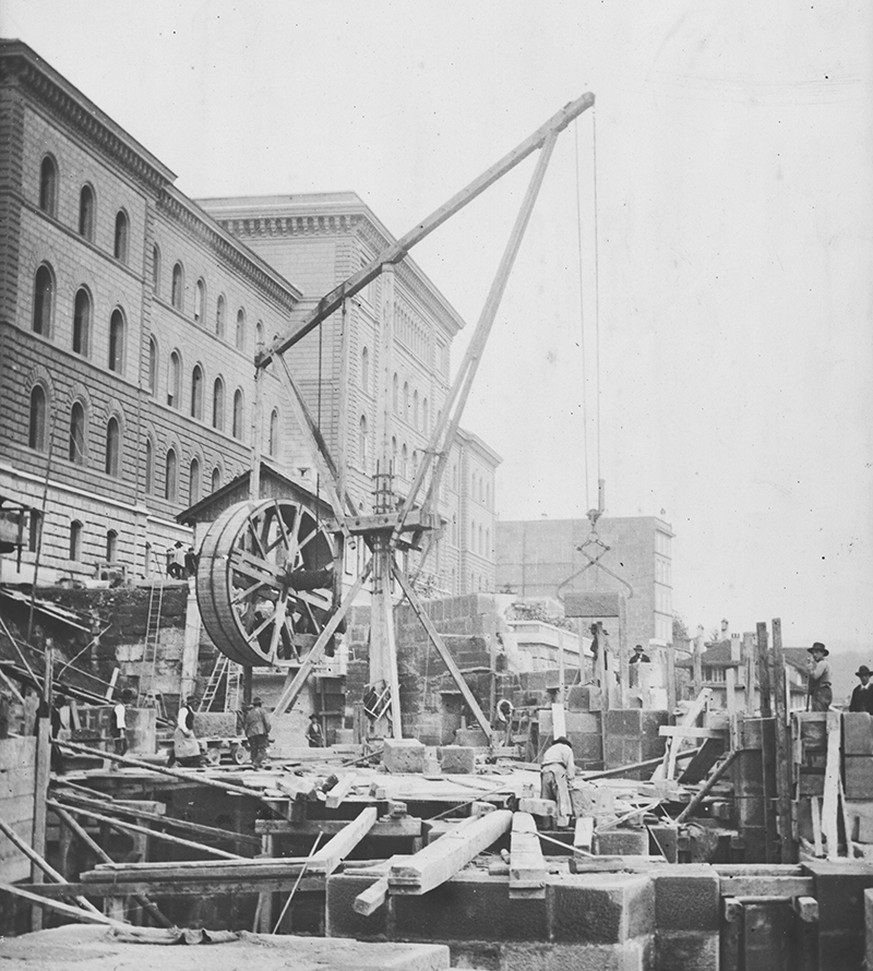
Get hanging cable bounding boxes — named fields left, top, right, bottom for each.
left=592, top=109, right=603, bottom=483
left=573, top=119, right=591, bottom=512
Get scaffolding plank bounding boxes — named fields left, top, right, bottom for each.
left=509, top=812, right=547, bottom=898
left=312, top=807, right=378, bottom=875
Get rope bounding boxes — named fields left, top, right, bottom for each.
left=573, top=120, right=591, bottom=511
left=592, top=109, right=603, bottom=482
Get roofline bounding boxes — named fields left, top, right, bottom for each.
left=196, top=192, right=468, bottom=334
left=0, top=39, right=176, bottom=184
left=497, top=515, right=673, bottom=534
left=456, top=426, right=503, bottom=465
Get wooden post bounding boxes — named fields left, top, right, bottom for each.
left=770, top=618, right=795, bottom=863
left=822, top=708, right=841, bottom=859
left=30, top=717, right=51, bottom=930
left=666, top=645, right=677, bottom=712
left=742, top=632, right=756, bottom=713
left=756, top=623, right=772, bottom=718
left=256, top=835, right=274, bottom=932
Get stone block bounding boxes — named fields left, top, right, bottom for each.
left=603, top=736, right=625, bottom=768
left=652, top=866, right=719, bottom=930
left=566, top=684, right=602, bottom=711
left=500, top=938, right=653, bottom=971
left=453, top=728, right=489, bottom=747
left=383, top=738, right=426, bottom=774
left=571, top=733, right=603, bottom=763
left=648, top=825, right=679, bottom=863
left=655, top=930, right=719, bottom=971
left=391, top=872, right=548, bottom=943
left=865, top=888, right=873, bottom=971
left=845, top=757, right=873, bottom=800
left=604, top=709, right=641, bottom=736
left=844, top=713, right=873, bottom=756
left=193, top=711, right=238, bottom=738
left=595, top=828, right=649, bottom=857
left=325, top=872, right=389, bottom=940
left=804, top=861, right=873, bottom=936
left=437, top=745, right=476, bottom=774
left=549, top=873, right=654, bottom=944
left=640, top=710, right=669, bottom=737
left=818, top=929, right=863, bottom=971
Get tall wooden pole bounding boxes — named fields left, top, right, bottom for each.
left=771, top=618, right=796, bottom=862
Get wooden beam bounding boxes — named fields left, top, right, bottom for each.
left=509, top=812, right=547, bottom=899
left=652, top=688, right=711, bottom=781
left=392, top=564, right=492, bottom=739
left=0, top=883, right=126, bottom=927
left=353, top=876, right=389, bottom=916
left=573, top=817, right=594, bottom=851
left=756, top=623, right=772, bottom=717
left=658, top=726, right=723, bottom=740
left=260, top=92, right=594, bottom=364
left=389, top=809, right=512, bottom=895
left=770, top=618, right=796, bottom=863
left=311, top=807, right=378, bottom=875
left=675, top=751, right=740, bottom=824
left=51, top=804, right=173, bottom=929
left=47, top=800, right=243, bottom=860
left=16, top=876, right=325, bottom=897
left=822, top=708, right=841, bottom=860
left=255, top=816, right=422, bottom=838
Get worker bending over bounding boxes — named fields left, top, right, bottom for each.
left=540, top=735, right=576, bottom=827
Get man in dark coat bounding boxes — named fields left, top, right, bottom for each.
left=850, top=665, right=873, bottom=714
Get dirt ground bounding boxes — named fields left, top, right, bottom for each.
left=0, top=924, right=449, bottom=971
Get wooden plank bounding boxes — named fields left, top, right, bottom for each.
left=325, top=773, right=357, bottom=810
left=388, top=809, right=512, bottom=895
left=311, top=807, right=378, bottom=875
left=353, top=876, right=390, bottom=916
left=756, top=623, right=772, bottom=717
left=573, top=817, right=594, bottom=851
left=15, top=876, right=325, bottom=897
left=652, top=688, right=712, bottom=781
left=31, top=716, right=51, bottom=930
left=822, top=708, right=841, bottom=859
left=770, top=618, right=795, bottom=863
left=810, top=796, right=823, bottom=857
left=0, top=883, right=126, bottom=927
left=658, top=726, right=723, bottom=739
left=509, top=812, right=547, bottom=898
left=255, top=816, right=422, bottom=838
left=719, top=875, right=815, bottom=897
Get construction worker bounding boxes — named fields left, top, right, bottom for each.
left=110, top=689, right=133, bottom=767
left=806, top=642, right=832, bottom=712
left=168, top=697, right=202, bottom=767
left=244, top=697, right=271, bottom=767
left=628, top=644, right=650, bottom=664
left=850, top=665, right=873, bottom=714
left=305, top=713, right=324, bottom=748
left=540, top=735, right=576, bottom=827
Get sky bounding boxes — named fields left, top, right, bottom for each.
left=4, top=1, right=872, bottom=650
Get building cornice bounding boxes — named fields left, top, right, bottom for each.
left=0, top=39, right=175, bottom=193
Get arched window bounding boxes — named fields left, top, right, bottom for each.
left=144, top=438, right=154, bottom=494
left=147, top=337, right=158, bottom=395
left=39, top=156, right=57, bottom=216
left=423, top=397, right=429, bottom=432
left=78, top=185, right=95, bottom=240
left=69, top=521, right=83, bottom=561
left=232, top=389, right=244, bottom=439
left=268, top=409, right=279, bottom=457
left=212, top=377, right=224, bottom=430
left=391, top=436, right=398, bottom=471
left=361, top=347, right=370, bottom=394
left=359, top=415, right=368, bottom=468
left=108, top=309, right=125, bottom=373
left=403, top=381, right=409, bottom=419
left=105, top=417, right=120, bottom=477
left=164, top=448, right=177, bottom=502
left=194, top=278, right=205, bottom=323
left=216, top=294, right=226, bottom=337
left=106, top=530, right=118, bottom=563
left=171, top=262, right=184, bottom=311
left=72, top=288, right=91, bottom=357
left=211, top=467, right=221, bottom=492
left=69, top=402, right=86, bottom=465
left=28, top=385, right=47, bottom=451
left=413, top=391, right=419, bottom=429
left=190, top=365, right=203, bottom=419
left=32, top=264, right=53, bottom=336
left=235, top=309, right=246, bottom=351
left=256, top=320, right=264, bottom=348
left=28, top=510, right=42, bottom=553
left=412, top=448, right=419, bottom=478
left=151, top=245, right=160, bottom=292
left=392, top=373, right=399, bottom=414
left=189, top=458, right=201, bottom=504
left=168, top=351, right=181, bottom=408
left=401, top=443, right=408, bottom=479
left=113, top=210, right=129, bottom=263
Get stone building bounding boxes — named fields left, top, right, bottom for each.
left=198, top=192, right=500, bottom=596
left=495, top=515, right=675, bottom=651
left=0, top=40, right=300, bottom=585
left=0, top=43, right=499, bottom=597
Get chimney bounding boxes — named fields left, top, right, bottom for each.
left=730, top=632, right=741, bottom=663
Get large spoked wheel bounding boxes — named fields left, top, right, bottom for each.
left=197, top=499, right=340, bottom=667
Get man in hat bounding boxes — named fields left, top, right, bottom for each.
left=305, top=713, right=324, bottom=748
left=244, top=697, right=271, bottom=768
left=850, top=665, right=873, bottom=714
left=806, top=642, right=833, bottom=712
left=628, top=644, right=651, bottom=664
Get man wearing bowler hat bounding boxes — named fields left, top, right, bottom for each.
left=806, top=642, right=832, bottom=712
left=850, top=665, right=873, bottom=714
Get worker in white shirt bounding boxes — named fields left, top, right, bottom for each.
left=110, top=689, right=133, bottom=769
left=540, top=736, right=576, bottom=827
left=168, top=697, right=202, bottom=767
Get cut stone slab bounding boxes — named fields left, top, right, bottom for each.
left=437, top=745, right=476, bottom=774
left=383, top=738, right=427, bottom=774
left=0, top=925, right=450, bottom=970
